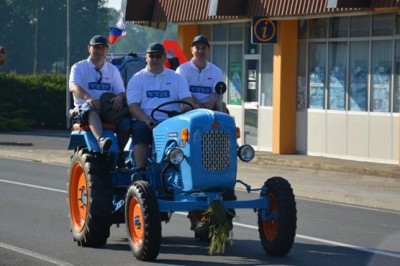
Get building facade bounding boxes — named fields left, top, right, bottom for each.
left=125, top=0, right=400, bottom=165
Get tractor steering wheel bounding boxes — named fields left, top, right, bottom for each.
left=151, top=100, right=194, bottom=122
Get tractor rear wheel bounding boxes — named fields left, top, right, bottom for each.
left=125, top=180, right=161, bottom=261
left=258, top=176, right=297, bottom=256
left=68, top=148, right=113, bottom=247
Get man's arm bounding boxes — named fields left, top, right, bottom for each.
left=70, top=83, right=100, bottom=109
left=180, top=96, right=195, bottom=111
left=128, top=103, right=155, bottom=128
left=203, top=93, right=222, bottom=110
left=110, top=92, right=126, bottom=111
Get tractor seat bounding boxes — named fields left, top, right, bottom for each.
left=71, top=123, right=117, bottom=131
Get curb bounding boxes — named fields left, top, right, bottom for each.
left=251, top=157, right=400, bottom=179
left=0, top=141, right=33, bottom=146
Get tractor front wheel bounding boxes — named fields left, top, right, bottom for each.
left=125, top=180, right=161, bottom=261
left=258, top=176, right=297, bottom=256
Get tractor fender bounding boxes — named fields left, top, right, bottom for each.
left=68, top=129, right=119, bottom=152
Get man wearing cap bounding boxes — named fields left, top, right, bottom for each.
left=126, top=42, right=194, bottom=177
left=177, top=36, right=235, bottom=239
left=69, top=35, right=130, bottom=152
left=176, top=35, right=228, bottom=113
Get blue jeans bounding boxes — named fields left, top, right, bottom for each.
left=73, top=102, right=131, bottom=134
left=131, top=120, right=152, bottom=145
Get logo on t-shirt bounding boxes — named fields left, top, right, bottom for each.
left=190, top=85, right=212, bottom=94
left=88, top=82, right=111, bottom=91
left=146, top=90, right=171, bottom=98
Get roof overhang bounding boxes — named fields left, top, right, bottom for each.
left=125, top=0, right=155, bottom=21
left=327, top=0, right=371, bottom=8
left=124, top=0, right=400, bottom=27
left=208, top=0, right=249, bottom=16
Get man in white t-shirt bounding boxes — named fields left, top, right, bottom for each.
left=176, top=35, right=228, bottom=113
left=126, top=42, right=194, bottom=176
left=69, top=35, right=130, bottom=152
left=177, top=36, right=235, bottom=238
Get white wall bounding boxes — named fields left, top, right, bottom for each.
left=297, top=110, right=398, bottom=164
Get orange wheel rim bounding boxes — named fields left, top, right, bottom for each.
left=128, top=197, right=144, bottom=247
left=263, top=193, right=279, bottom=241
left=69, top=163, right=88, bottom=231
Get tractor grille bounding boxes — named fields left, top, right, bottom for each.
left=202, top=130, right=230, bottom=172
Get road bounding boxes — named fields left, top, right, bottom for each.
left=1, top=158, right=399, bottom=265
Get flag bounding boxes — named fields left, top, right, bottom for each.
left=163, top=40, right=188, bottom=69
left=108, top=16, right=127, bottom=44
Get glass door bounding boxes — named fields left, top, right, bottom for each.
left=244, top=57, right=260, bottom=146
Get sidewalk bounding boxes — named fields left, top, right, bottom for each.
left=253, top=151, right=400, bottom=179
left=0, top=130, right=399, bottom=212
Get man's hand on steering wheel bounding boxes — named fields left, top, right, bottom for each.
left=151, top=100, right=194, bottom=122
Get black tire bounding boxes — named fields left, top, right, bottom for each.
left=68, top=148, right=113, bottom=247
left=258, top=176, right=297, bottom=256
left=125, top=180, right=161, bottom=261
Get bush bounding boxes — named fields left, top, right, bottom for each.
left=0, top=73, right=68, bottom=131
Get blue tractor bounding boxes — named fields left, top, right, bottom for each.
left=67, top=99, right=297, bottom=261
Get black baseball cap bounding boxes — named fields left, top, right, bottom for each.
left=89, top=35, right=109, bottom=47
left=192, top=35, right=209, bottom=47
left=146, top=42, right=166, bottom=54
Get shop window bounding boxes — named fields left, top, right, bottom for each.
left=329, top=17, right=349, bottom=38
left=372, top=13, right=394, bottom=36
left=308, top=18, right=328, bottom=39
left=228, top=45, right=243, bottom=105
left=213, top=24, right=228, bottom=41
left=328, top=42, right=347, bottom=110
left=297, top=42, right=307, bottom=110
left=350, top=15, right=370, bottom=37
left=298, top=20, right=307, bottom=39
left=309, top=43, right=327, bottom=109
left=394, top=40, right=400, bottom=112
left=349, top=41, right=368, bottom=111
left=371, top=40, right=392, bottom=112
left=212, top=44, right=227, bottom=76
left=260, top=45, right=274, bottom=107
left=229, top=23, right=243, bottom=41
left=212, top=45, right=228, bottom=102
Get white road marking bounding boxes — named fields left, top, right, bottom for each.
left=228, top=221, right=400, bottom=259
left=0, top=179, right=66, bottom=193
left=2, top=179, right=400, bottom=260
left=0, top=242, right=74, bottom=266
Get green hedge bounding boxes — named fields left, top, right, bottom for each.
left=0, top=73, right=68, bottom=131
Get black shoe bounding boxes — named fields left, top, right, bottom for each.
left=194, top=222, right=210, bottom=241
left=98, top=137, right=112, bottom=151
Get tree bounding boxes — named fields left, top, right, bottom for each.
left=0, top=0, right=177, bottom=74
left=0, top=0, right=112, bottom=74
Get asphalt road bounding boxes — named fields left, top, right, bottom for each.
left=1, top=158, right=400, bottom=266
left=1, top=130, right=399, bottom=212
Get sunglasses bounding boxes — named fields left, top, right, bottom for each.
left=148, top=53, right=163, bottom=59
left=95, top=67, right=102, bottom=83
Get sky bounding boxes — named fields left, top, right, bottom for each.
left=104, top=0, right=122, bottom=12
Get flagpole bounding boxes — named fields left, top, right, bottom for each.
left=127, top=31, right=134, bottom=53
left=66, top=0, right=71, bottom=129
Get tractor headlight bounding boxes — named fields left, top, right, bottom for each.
left=237, top=145, right=255, bottom=162
left=166, top=147, right=184, bottom=165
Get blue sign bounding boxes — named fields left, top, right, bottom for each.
left=252, top=17, right=277, bottom=44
